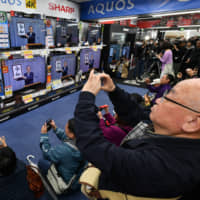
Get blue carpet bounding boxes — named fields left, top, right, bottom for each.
left=0, top=84, right=148, bottom=200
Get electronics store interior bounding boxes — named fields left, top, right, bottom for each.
left=1, top=0, right=200, bottom=200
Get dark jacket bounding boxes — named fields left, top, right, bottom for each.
left=24, top=72, right=34, bottom=85
left=27, top=32, right=36, bottom=43
left=74, top=86, right=200, bottom=199
left=0, top=159, right=35, bottom=200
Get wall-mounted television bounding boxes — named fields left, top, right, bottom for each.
left=50, top=54, right=76, bottom=81
left=9, top=16, right=46, bottom=47
left=3, top=57, right=46, bottom=92
left=56, top=20, right=79, bottom=47
left=80, top=48, right=101, bottom=73
left=87, top=25, right=101, bottom=45
left=122, top=46, right=130, bottom=59
left=108, top=44, right=121, bottom=63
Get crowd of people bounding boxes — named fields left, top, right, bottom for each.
left=0, top=37, right=200, bottom=200
left=110, top=37, right=200, bottom=84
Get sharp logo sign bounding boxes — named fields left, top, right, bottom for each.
left=48, top=2, right=75, bottom=14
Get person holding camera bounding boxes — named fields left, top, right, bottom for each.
left=39, top=118, right=86, bottom=192
left=98, top=105, right=132, bottom=146
left=74, top=69, right=200, bottom=199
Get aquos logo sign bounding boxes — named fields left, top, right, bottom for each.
left=88, top=0, right=134, bottom=15
left=0, top=0, right=22, bottom=6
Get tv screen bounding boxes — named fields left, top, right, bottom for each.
left=122, top=46, right=130, bottom=58
left=108, top=44, right=121, bottom=63
left=9, top=16, right=46, bottom=47
left=3, top=57, right=46, bottom=92
left=56, top=20, right=78, bottom=46
left=80, top=48, right=101, bottom=73
left=50, top=54, right=76, bottom=81
left=87, top=26, right=101, bottom=45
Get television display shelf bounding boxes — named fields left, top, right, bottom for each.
left=0, top=82, right=83, bottom=123
left=0, top=45, right=105, bottom=59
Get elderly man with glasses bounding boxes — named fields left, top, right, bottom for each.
left=74, top=70, right=200, bottom=200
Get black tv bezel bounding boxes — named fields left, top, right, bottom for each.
left=1, top=55, right=47, bottom=95
left=48, top=51, right=77, bottom=81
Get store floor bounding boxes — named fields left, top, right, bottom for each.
left=0, top=84, right=148, bottom=200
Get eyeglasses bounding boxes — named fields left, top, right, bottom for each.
left=161, top=91, right=200, bottom=114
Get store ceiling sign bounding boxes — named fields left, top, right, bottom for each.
left=0, top=0, right=79, bottom=20
left=80, top=0, right=200, bottom=20
left=39, top=0, right=79, bottom=20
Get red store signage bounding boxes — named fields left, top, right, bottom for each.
left=48, top=2, right=75, bottom=14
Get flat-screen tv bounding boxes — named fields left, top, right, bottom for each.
left=108, top=44, right=121, bottom=63
left=50, top=54, right=76, bottom=80
left=80, top=48, right=101, bottom=73
left=9, top=16, right=46, bottom=47
left=87, top=25, right=101, bottom=45
left=56, top=20, right=79, bottom=46
left=3, top=57, right=46, bottom=92
left=122, top=46, right=130, bottom=59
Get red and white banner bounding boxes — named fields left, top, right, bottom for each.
left=0, top=0, right=79, bottom=20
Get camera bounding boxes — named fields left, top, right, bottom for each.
left=99, top=105, right=108, bottom=111
left=94, top=70, right=104, bottom=86
left=46, top=119, right=52, bottom=131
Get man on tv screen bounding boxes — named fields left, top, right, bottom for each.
left=26, top=26, right=36, bottom=43
left=23, top=66, right=34, bottom=85
left=62, top=61, right=68, bottom=77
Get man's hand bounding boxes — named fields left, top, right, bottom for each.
left=100, top=73, right=116, bottom=92
left=41, top=123, right=48, bottom=134
left=50, top=120, right=57, bottom=130
left=82, top=69, right=103, bottom=96
left=0, top=136, right=7, bottom=148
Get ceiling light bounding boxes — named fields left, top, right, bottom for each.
left=98, top=16, right=137, bottom=22
left=153, top=10, right=200, bottom=17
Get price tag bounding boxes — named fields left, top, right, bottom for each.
left=22, top=94, right=33, bottom=104
left=47, top=74, right=51, bottom=84
left=4, top=86, right=12, bottom=97
left=91, top=46, right=97, bottom=51
left=2, top=66, right=8, bottom=73
left=65, top=47, right=72, bottom=54
left=24, top=50, right=33, bottom=59
left=46, top=83, right=52, bottom=91
left=3, top=52, right=10, bottom=58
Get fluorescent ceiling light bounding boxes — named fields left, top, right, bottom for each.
left=153, top=10, right=200, bottom=17
left=98, top=16, right=137, bottom=22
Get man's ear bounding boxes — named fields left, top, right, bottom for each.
left=182, top=116, right=200, bottom=133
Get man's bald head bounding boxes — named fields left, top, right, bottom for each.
left=150, top=78, right=200, bottom=138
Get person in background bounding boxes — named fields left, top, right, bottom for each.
left=0, top=136, right=36, bottom=200
left=156, top=41, right=174, bottom=78
left=98, top=105, right=132, bottom=146
left=23, top=66, right=34, bottom=85
left=145, top=74, right=174, bottom=105
left=185, top=68, right=199, bottom=79
left=74, top=70, right=200, bottom=199
left=26, top=26, right=36, bottom=44
left=39, top=118, right=86, bottom=191
left=121, top=57, right=129, bottom=79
